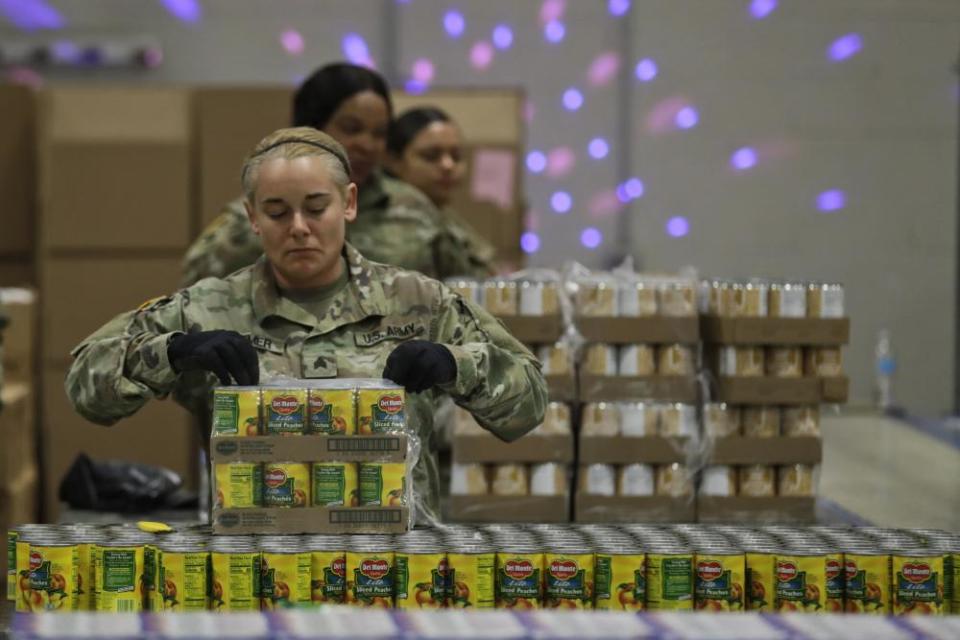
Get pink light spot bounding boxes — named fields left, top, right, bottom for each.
left=524, top=100, right=536, bottom=124
left=469, top=41, right=494, bottom=70
left=280, top=29, right=304, bottom=56
left=588, top=52, right=620, bottom=87
left=6, top=66, right=43, bottom=88
left=644, top=96, right=692, bottom=135
left=525, top=209, right=542, bottom=232
left=411, top=58, right=434, bottom=84
left=539, top=0, right=566, bottom=26
left=546, top=147, right=576, bottom=178
left=588, top=190, right=624, bottom=218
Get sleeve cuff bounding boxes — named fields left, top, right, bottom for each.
left=130, top=332, right=182, bottom=390
left=438, top=344, right=477, bottom=397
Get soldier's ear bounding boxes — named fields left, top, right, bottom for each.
left=245, top=199, right=261, bottom=236
left=343, top=183, right=358, bottom=223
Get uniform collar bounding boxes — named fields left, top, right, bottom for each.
left=251, top=243, right=386, bottom=332
left=357, top=169, right=391, bottom=211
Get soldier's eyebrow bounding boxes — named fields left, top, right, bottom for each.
left=305, top=192, right=332, bottom=200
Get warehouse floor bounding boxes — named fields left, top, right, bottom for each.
left=820, top=408, right=960, bottom=531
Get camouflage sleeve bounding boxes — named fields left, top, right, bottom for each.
left=181, top=201, right=262, bottom=287
left=435, top=212, right=497, bottom=279
left=65, top=296, right=187, bottom=426
left=432, top=287, right=546, bottom=441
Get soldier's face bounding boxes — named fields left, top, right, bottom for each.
left=388, top=121, right=465, bottom=208
left=246, top=155, right=358, bottom=289
left=324, top=90, right=389, bottom=186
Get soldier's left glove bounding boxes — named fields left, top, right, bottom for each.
left=382, top=340, right=457, bottom=393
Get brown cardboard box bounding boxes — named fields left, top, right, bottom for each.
left=0, top=260, right=34, bottom=287
left=545, top=374, right=576, bottom=402
left=579, top=435, right=690, bottom=465
left=210, top=435, right=408, bottom=464
left=498, top=315, right=565, bottom=344
left=713, top=377, right=820, bottom=405
left=700, top=316, right=850, bottom=346
left=576, top=317, right=699, bottom=345
left=194, top=87, right=292, bottom=226
left=0, top=85, right=36, bottom=256
left=213, top=507, right=410, bottom=535
left=448, top=495, right=568, bottom=523
left=710, top=436, right=822, bottom=465
left=579, top=374, right=699, bottom=403
left=696, top=497, right=816, bottom=524
left=575, top=495, right=695, bottom=523
left=452, top=433, right=574, bottom=464
left=0, top=384, right=36, bottom=486
left=820, top=376, right=849, bottom=403
left=42, top=366, right=199, bottom=520
left=0, top=288, right=36, bottom=385
left=39, top=88, right=192, bottom=250
left=41, top=255, right=183, bottom=362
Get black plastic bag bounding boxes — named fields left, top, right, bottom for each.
left=59, top=453, right=194, bottom=512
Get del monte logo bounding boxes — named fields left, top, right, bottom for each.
left=331, top=558, right=346, bottom=578
left=437, top=558, right=449, bottom=577
left=825, top=559, right=842, bottom=580
left=271, top=396, right=300, bottom=415
left=844, top=560, right=858, bottom=580
left=550, top=559, right=578, bottom=581
left=697, top=561, right=723, bottom=582
left=361, top=558, right=390, bottom=580
left=311, top=398, right=326, bottom=413
left=29, top=552, right=42, bottom=570
left=264, top=468, right=288, bottom=488
left=378, top=395, right=404, bottom=414
left=776, top=562, right=798, bottom=582
left=505, top=560, right=534, bottom=581
left=902, top=563, right=931, bottom=584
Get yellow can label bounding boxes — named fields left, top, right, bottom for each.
left=262, top=463, right=310, bottom=508
left=260, top=551, right=312, bottom=610
left=160, top=551, right=210, bottom=612
left=446, top=552, right=495, bottom=609
left=210, top=551, right=260, bottom=612
left=594, top=553, right=646, bottom=611
left=358, top=463, right=406, bottom=506
left=695, top=553, right=745, bottom=611
left=892, top=554, right=945, bottom=615
left=96, top=545, right=144, bottom=613
left=15, top=540, right=30, bottom=612
left=776, top=554, right=825, bottom=613
left=309, top=388, right=356, bottom=435
left=311, top=550, right=346, bottom=604
left=496, top=552, right=544, bottom=610
left=646, top=553, right=694, bottom=610
left=544, top=552, right=595, bottom=610
left=215, top=463, right=263, bottom=509
left=24, top=544, right=79, bottom=612
left=212, top=388, right=260, bottom=436
left=346, top=551, right=395, bottom=608
left=395, top=552, right=448, bottom=609
left=75, top=543, right=94, bottom=611
left=144, top=545, right=162, bottom=612
left=7, top=531, right=17, bottom=603
left=312, top=463, right=359, bottom=507
left=948, top=552, right=959, bottom=615
left=263, top=388, right=308, bottom=435
left=824, top=552, right=845, bottom=613
left=844, top=553, right=891, bottom=614
left=357, top=389, right=406, bottom=434
left=745, top=552, right=776, bottom=612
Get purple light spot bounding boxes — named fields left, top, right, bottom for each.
left=492, top=24, right=513, bottom=50
left=544, top=20, right=566, bottom=43
left=581, top=227, right=603, bottom=249
left=161, top=0, right=201, bottom=24
left=521, top=232, right=541, bottom=254
left=817, top=189, right=846, bottom=212
left=562, top=87, right=583, bottom=111
left=749, top=0, right=777, bottom=20
left=730, top=147, right=757, bottom=171
left=624, top=177, right=644, bottom=199
left=411, top=58, right=434, bottom=84
left=828, top=33, right=862, bottom=62
left=539, top=0, right=566, bottom=25
left=666, top=216, right=690, bottom=237
left=404, top=79, right=428, bottom=95
left=470, top=41, right=494, bottom=70
left=546, top=147, right=576, bottom=178
left=675, top=106, right=699, bottom=129
left=608, top=0, right=631, bottom=16
left=588, top=52, right=620, bottom=87
left=588, top=138, right=609, bottom=160
left=0, top=0, right=65, bottom=30
left=616, top=184, right=631, bottom=203
left=551, top=191, right=573, bottom=214
left=526, top=151, right=547, bottom=173
left=342, top=33, right=373, bottom=67
left=280, top=29, right=304, bottom=56
left=634, top=58, right=658, bottom=82
left=443, top=10, right=465, bottom=39
left=139, top=46, right=164, bottom=68
left=50, top=40, right=81, bottom=64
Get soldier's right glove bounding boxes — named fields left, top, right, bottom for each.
left=167, top=330, right=260, bottom=386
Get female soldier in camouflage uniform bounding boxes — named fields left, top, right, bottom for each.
left=67, top=127, right=547, bottom=521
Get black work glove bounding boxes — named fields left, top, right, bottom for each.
left=167, top=330, right=260, bottom=386
left=382, top=340, right=457, bottom=393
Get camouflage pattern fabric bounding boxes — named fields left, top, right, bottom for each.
left=67, top=243, right=547, bottom=520
left=181, top=171, right=493, bottom=287
left=440, top=206, right=497, bottom=279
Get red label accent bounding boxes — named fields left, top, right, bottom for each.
left=902, top=563, right=931, bottom=584
left=697, top=561, right=723, bottom=582
left=29, top=552, right=42, bottom=570
left=437, top=558, right=449, bottom=577
left=776, top=562, right=798, bottom=582
left=378, top=395, right=404, bottom=414
left=844, top=560, right=858, bottom=581
left=310, top=398, right=326, bottom=413
left=264, top=469, right=288, bottom=488
left=825, top=559, right=842, bottom=580
left=271, top=396, right=301, bottom=415
left=332, top=558, right=346, bottom=578
left=550, top=559, right=578, bottom=581
left=505, top=560, right=535, bottom=581
left=361, top=559, right=390, bottom=580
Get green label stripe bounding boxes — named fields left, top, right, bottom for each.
left=103, top=550, right=137, bottom=593
left=213, top=394, right=240, bottom=434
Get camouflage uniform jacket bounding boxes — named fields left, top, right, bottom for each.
left=181, top=171, right=492, bottom=287
left=67, top=243, right=547, bottom=520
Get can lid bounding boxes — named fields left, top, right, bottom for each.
left=211, top=537, right=258, bottom=553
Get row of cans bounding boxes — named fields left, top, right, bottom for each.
left=451, top=463, right=568, bottom=497
left=578, top=463, right=817, bottom=498
left=701, top=280, right=845, bottom=318
left=704, top=403, right=821, bottom=438
left=212, top=382, right=406, bottom=437
left=583, top=344, right=697, bottom=377
left=710, top=346, right=844, bottom=378
left=9, top=524, right=958, bottom=615
left=213, top=462, right=407, bottom=509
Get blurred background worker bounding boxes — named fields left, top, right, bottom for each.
left=387, top=107, right=497, bottom=277
left=182, top=63, right=485, bottom=286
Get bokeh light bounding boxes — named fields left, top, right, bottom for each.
left=404, top=80, right=427, bottom=95
left=539, top=0, right=566, bottom=25
left=551, top=191, right=573, bottom=214
left=828, top=33, right=862, bottom=62
left=675, top=106, right=699, bottom=129
left=623, top=178, right=644, bottom=199
left=608, top=0, right=631, bottom=17
left=521, top=232, right=541, bottom=254
left=634, top=58, right=658, bottom=82
left=411, top=58, right=434, bottom=84
left=470, top=41, right=494, bottom=70
left=749, top=0, right=777, bottom=20
left=562, top=87, right=584, bottom=111
left=817, top=189, right=846, bottom=212
left=730, top=147, right=757, bottom=171
left=544, top=20, right=566, bottom=43
left=546, top=147, right=576, bottom=178
left=161, top=0, right=201, bottom=24
left=666, top=216, right=690, bottom=237
left=140, top=46, right=164, bottom=68
left=526, top=151, right=547, bottom=173
left=50, top=40, right=81, bottom=64
left=6, top=66, right=44, bottom=87
left=588, top=190, right=624, bottom=217
left=492, top=24, right=514, bottom=50
left=280, top=29, right=304, bottom=56
left=1, top=0, right=65, bottom=30
left=443, top=10, right=465, bottom=39
left=588, top=137, right=610, bottom=160
left=342, top=33, right=373, bottom=67
left=588, top=52, right=621, bottom=87
left=581, top=227, right=604, bottom=249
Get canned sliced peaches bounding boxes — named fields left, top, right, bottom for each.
left=212, top=387, right=260, bottom=437
left=311, top=462, right=358, bottom=507
left=263, top=388, right=307, bottom=436
left=25, top=543, right=79, bottom=612
left=844, top=549, right=892, bottom=614
left=214, top=463, right=262, bottom=509
left=593, top=552, right=646, bottom=611
left=358, top=463, right=406, bottom=506
left=892, top=552, right=945, bottom=615
left=357, top=388, right=406, bottom=434
left=308, top=387, right=355, bottom=435
left=262, top=463, right=310, bottom=508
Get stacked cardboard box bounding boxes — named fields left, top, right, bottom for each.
left=0, top=383, right=38, bottom=599
left=0, top=85, right=36, bottom=287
